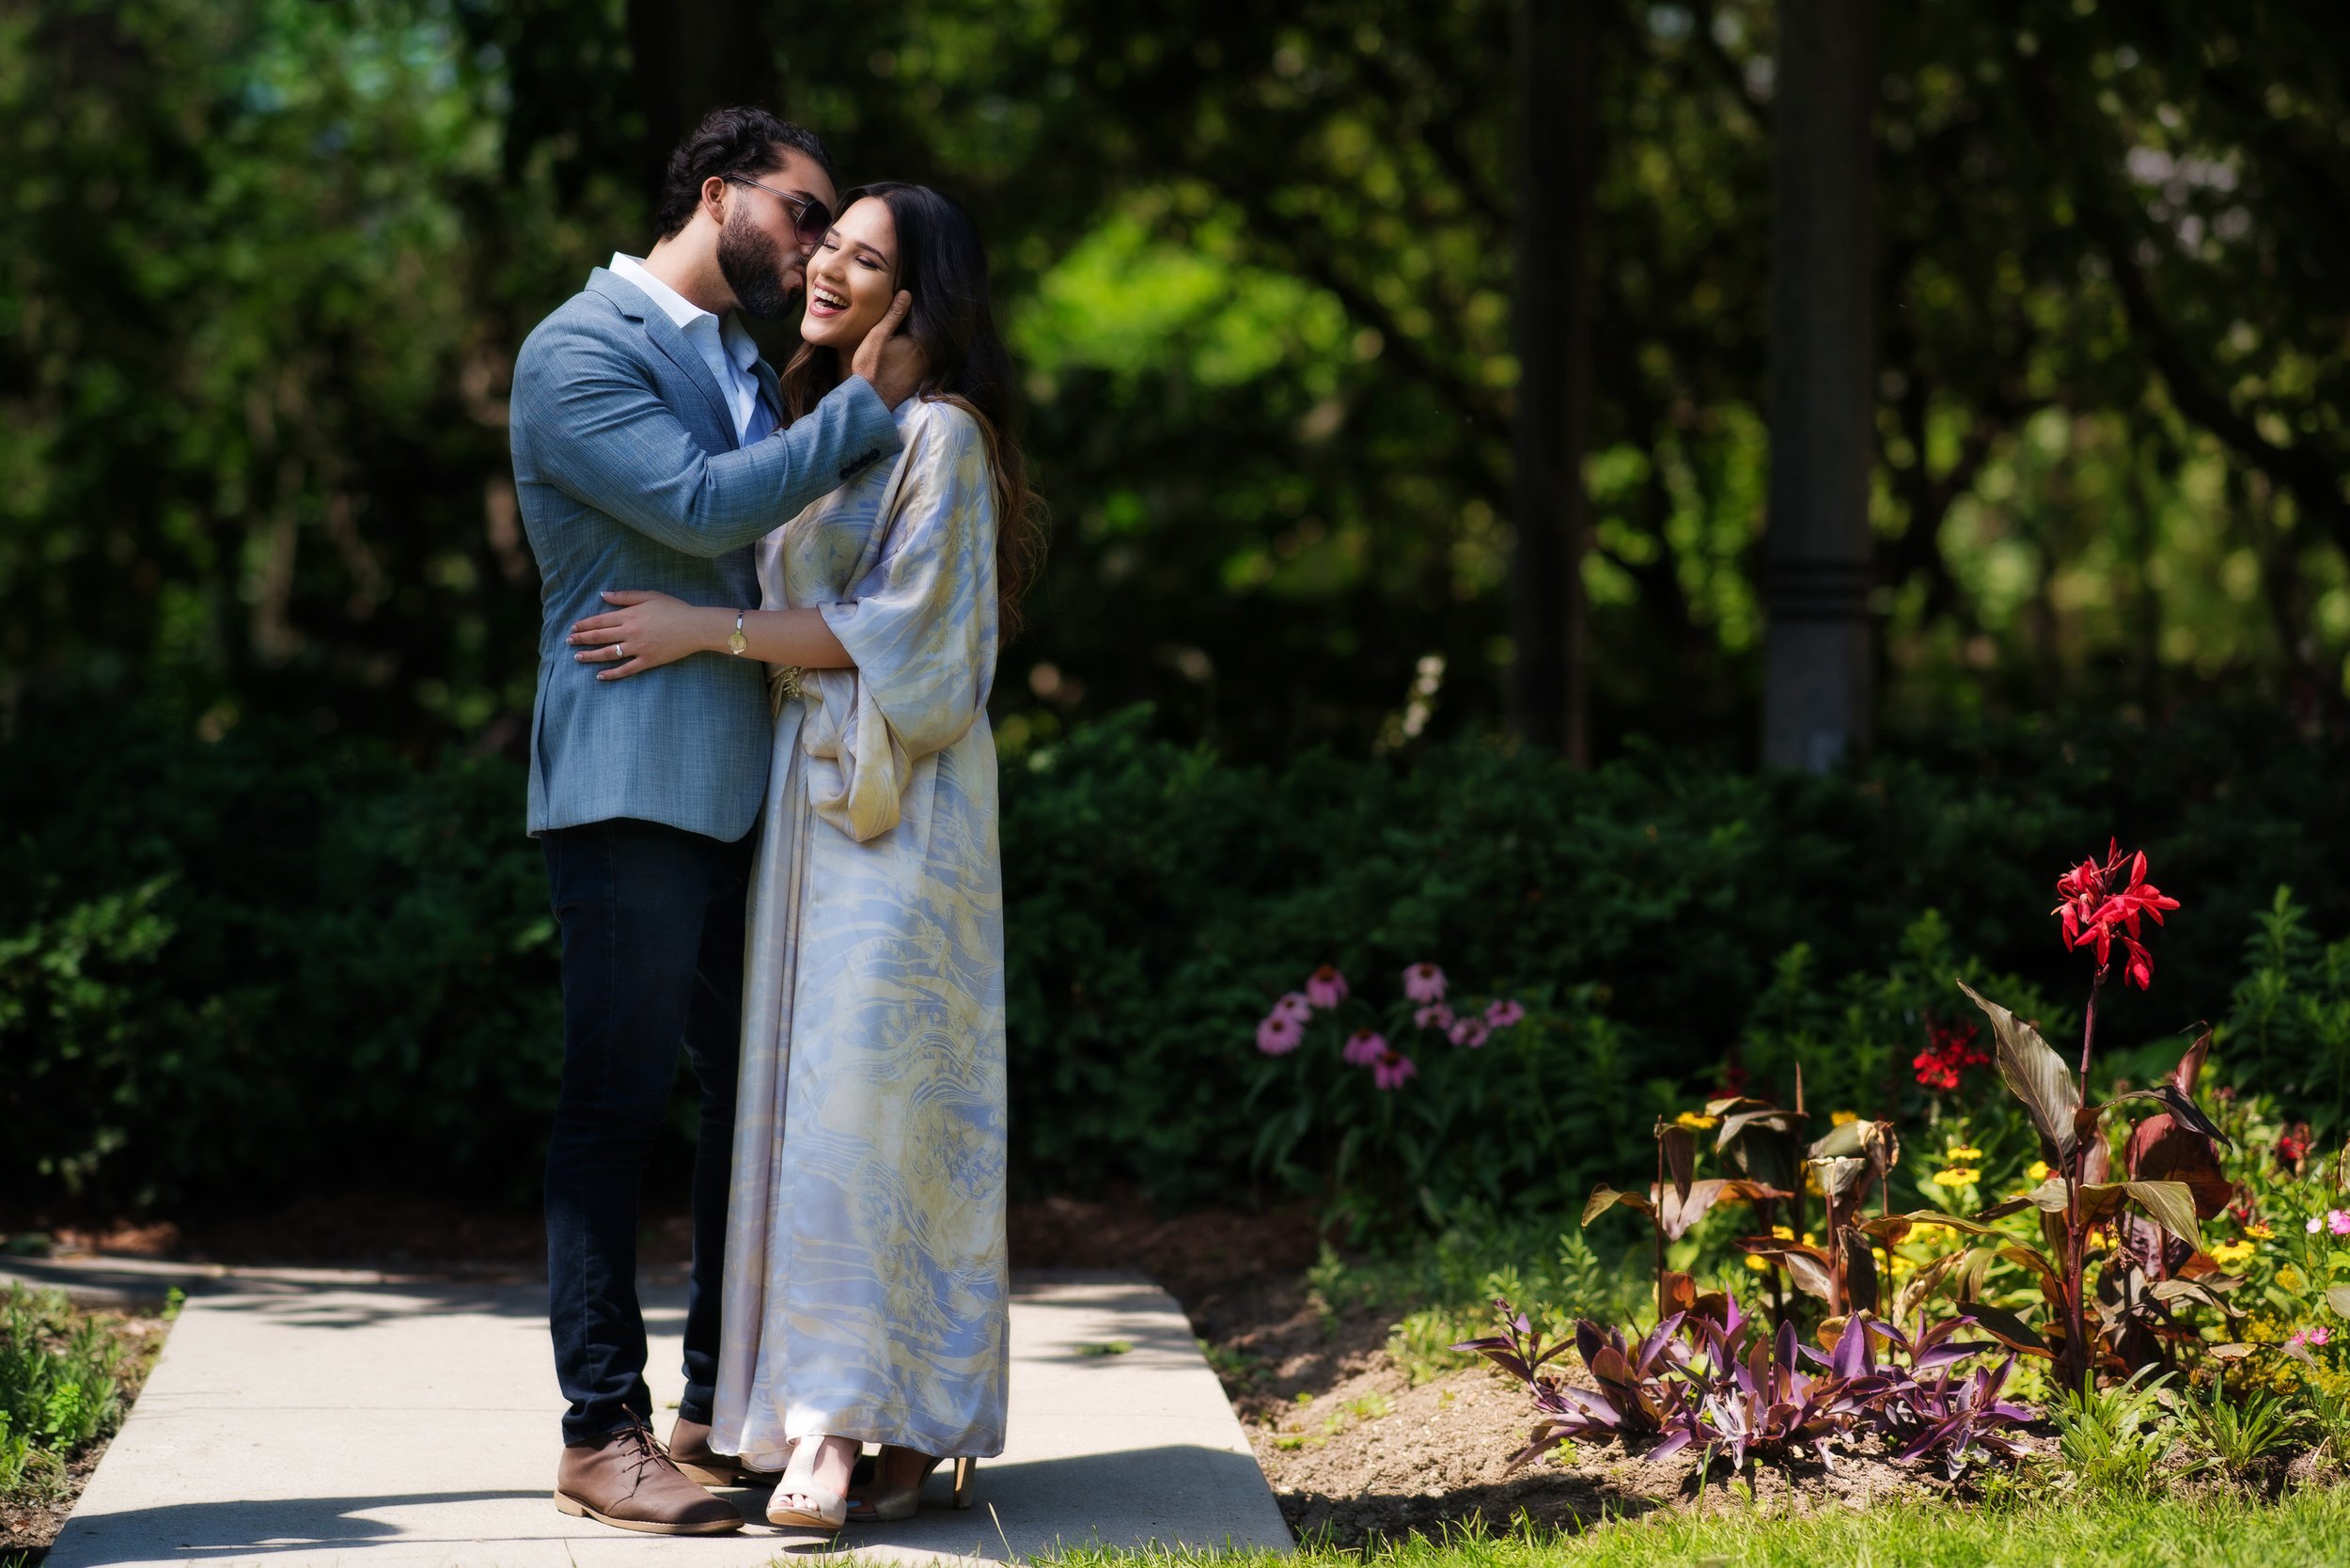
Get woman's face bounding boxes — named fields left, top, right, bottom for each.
left=801, top=196, right=900, bottom=350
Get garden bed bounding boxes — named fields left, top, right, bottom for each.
left=1136, top=1208, right=2000, bottom=1546
left=0, top=1288, right=169, bottom=1563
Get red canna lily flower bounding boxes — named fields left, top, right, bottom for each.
left=2052, top=839, right=2179, bottom=991
left=1913, top=1016, right=1988, bottom=1092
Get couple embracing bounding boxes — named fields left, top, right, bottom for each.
left=509, top=105, right=1036, bottom=1536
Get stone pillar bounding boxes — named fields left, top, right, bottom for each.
left=1761, top=0, right=1879, bottom=772
left=1508, top=0, right=1596, bottom=761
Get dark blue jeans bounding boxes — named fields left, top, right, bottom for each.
left=542, top=817, right=753, bottom=1447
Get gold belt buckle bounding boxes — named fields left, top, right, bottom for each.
left=767, top=664, right=805, bottom=718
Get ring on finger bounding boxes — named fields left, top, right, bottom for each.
left=613, top=642, right=623, bottom=661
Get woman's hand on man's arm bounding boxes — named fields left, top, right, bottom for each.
left=570, top=591, right=854, bottom=681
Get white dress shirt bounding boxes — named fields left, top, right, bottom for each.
left=608, top=252, right=769, bottom=444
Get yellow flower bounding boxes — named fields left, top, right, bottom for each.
left=2247, top=1222, right=2276, bottom=1240
left=1771, top=1225, right=1795, bottom=1241
left=1910, top=1219, right=1947, bottom=1237
left=1932, top=1168, right=1982, bottom=1189
left=1802, top=1231, right=1818, bottom=1247
left=1830, top=1110, right=1858, bottom=1126
left=2210, top=1240, right=2257, bottom=1268
left=1675, top=1111, right=1719, bottom=1131
left=2026, top=1159, right=2052, bottom=1183
left=1745, top=1254, right=1770, bottom=1273
left=1944, top=1144, right=1984, bottom=1162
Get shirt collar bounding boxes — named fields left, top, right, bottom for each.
left=718, top=313, right=761, bottom=374
left=611, top=252, right=761, bottom=375
left=608, top=253, right=707, bottom=333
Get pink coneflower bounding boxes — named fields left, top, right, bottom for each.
left=1342, top=1028, right=1387, bottom=1066
left=1372, top=1050, right=1418, bottom=1090
left=1256, top=1013, right=1305, bottom=1055
left=1402, top=963, right=1448, bottom=1003
left=1484, top=998, right=1525, bottom=1028
left=1415, top=1002, right=1455, bottom=1031
left=1305, top=964, right=1349, bottom=1009
left=1448, top=1015, right=1490, bottom=1049
left=1271, top=992, right=1313, bottom=1025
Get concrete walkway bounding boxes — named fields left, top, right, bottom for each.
left=37, top=1268, right=1292, bottom=1567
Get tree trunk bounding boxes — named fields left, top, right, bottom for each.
left=627, top=0, right=781, bottom=207
left=1508, top=0, right=1597, bottom=762
left=1760, top=0, right=1878, bottom=772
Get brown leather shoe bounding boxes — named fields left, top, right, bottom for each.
left=666, top=1416, right=779, bottom=1487
left=554, top=1422, right=744, bottom=1534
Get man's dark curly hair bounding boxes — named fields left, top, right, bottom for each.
left=652, top=106, right=837, bottom=241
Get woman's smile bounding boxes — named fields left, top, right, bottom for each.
left=798, top=196, right=900, bottom=348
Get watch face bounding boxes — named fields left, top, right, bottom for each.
left=728, top=631, right=747, bottom=655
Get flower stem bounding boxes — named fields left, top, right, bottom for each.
left=2062, top=965, right=2107, bottom=1389
left=1653, top=1130, right=1668, bottom=1327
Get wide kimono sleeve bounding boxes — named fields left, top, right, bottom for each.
left=801, top=402, right=1000, bottom=842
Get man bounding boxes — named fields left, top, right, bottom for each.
left=508, top=105, right=919, bottom=1536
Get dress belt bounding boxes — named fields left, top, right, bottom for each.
left=767, top=664, right=807, bottom=719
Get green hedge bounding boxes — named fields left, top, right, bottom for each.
left=7, top=704, right=2348, bottom=1215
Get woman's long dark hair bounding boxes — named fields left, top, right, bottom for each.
left=780, top=182, right=1043, bottom=641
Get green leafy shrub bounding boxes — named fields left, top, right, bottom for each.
left=2052, top=1372, right=2182, bottom=1497
left=2225, top=888, right=2350, bottom=1128
left=5, top=714, right=562, bottom=1208
left=2186, top=1376, right=2303, bottom=1482
left=9, top=701, right=2350, bottom=1218
left=0, top=1287, right=123, bottom=1483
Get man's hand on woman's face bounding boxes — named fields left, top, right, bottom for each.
left=568, top=590, right=711, bottom=681
left=852, top=290, right=927, bottom=406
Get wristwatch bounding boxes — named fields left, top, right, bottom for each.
left=728, top=609, right=748, bottom=657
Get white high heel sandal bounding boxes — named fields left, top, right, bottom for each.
left=765, top=1435, right=856, bottom=1533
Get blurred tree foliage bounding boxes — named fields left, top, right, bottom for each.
left=4, top=0, right=2348, bottom=767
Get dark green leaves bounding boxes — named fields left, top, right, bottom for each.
left=1660, top=1122, right=1698, bottom=1205
left=1966, top=1304, right=2050, bottom=1358
left=1956, top=980, right=2082, bottom=1165
left=2079, top=1181, right=2201, bottom=1247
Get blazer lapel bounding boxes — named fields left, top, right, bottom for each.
left=585, top=267, right=738, bottom=448
left=753, top=358, right=786, bottom=430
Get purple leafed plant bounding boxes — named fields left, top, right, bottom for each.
left=1456, top=1297, right=2029, bottom=1477
left=1450, top=1304, right=1697, bottom=1465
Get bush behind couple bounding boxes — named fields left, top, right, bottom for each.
left=511, top=103, right=1032, bottom=1536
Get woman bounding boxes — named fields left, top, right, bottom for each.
left=563, top=182, right=1040, bottom=1531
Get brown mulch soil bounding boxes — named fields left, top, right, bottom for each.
left=1005, top=1200, right=2016, bottom=1546
left=10, top=1195, right=2061, bottom=1551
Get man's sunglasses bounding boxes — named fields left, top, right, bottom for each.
left=725, top=176, right=833, bottom=244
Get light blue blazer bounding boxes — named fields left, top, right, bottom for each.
left=509, top=268, right=900, bottom=840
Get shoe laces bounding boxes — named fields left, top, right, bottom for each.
left=609, top=1421, right=670, bottom=1486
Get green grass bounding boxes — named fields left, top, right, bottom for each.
left=1037, top=1489, right=2350, bottom=1567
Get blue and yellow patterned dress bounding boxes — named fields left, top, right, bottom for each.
left=708, top=397, right=1009, bottom=1467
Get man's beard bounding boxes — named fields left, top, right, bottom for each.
left=716, top=209, right=794, bottom=320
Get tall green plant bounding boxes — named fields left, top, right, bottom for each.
left=2227, top=888, right=2350, bottom=1134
